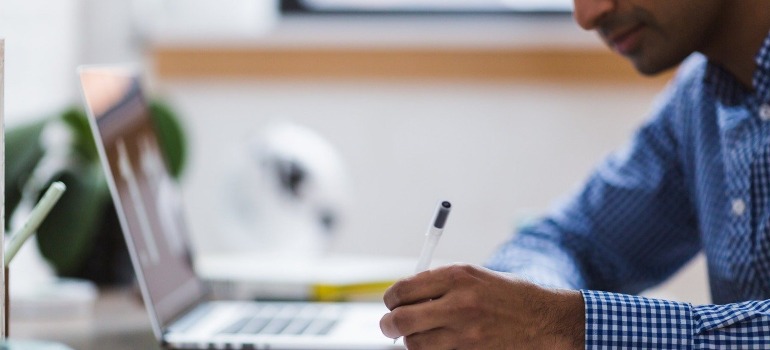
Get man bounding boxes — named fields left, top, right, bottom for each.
left=380, top=0, right=770, bottom=348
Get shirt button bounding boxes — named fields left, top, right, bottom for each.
left=760, top=104, right=770, bottom=121
left=732, top=199, right=746, bottom=216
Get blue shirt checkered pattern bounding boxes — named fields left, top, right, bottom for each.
left=486, top=31, right=770, bottom=349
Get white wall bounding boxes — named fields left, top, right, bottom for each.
left=0, top=0, right=81, bottom=126
left=158, top=78, right=710, bottom=304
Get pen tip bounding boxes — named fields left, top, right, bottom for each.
left=433, top=201, right=451, bottom=229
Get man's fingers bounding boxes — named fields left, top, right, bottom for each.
left=403, top=327, right=456, bottom=350
left=384, top=268, right=454, bottom=310
left=380, top=303, right=420, bottom=339
left=380, top=298, right=453, bottom=339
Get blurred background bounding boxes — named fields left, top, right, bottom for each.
left=0, top=0, right=708, bottom=317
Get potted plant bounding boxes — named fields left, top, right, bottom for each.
left=5, top=100, right=186, bottom=285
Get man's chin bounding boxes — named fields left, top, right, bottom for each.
left=630, top=57, right=681, bottom=77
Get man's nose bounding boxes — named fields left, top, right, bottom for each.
left=573, top=0, right=615, bottom=30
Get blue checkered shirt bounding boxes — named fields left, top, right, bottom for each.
left=486, top=31, right=770, bottom=349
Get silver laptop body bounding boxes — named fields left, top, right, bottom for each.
left=78, top=65, right=402, bottom=350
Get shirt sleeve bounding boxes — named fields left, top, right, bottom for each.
left=582, top=290, right=770, bottom=349
left=485, top=74, right=701, bottom=294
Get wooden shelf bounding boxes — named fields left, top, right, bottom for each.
left=152, top=46, right=672, bottom=85
left=150, top=16, right=673, bottom=85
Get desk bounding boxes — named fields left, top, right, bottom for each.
left=9, top=288, right=159, bottom=350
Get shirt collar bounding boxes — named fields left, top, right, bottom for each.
left=704, top=30, right=770, bottom=107
left=754, top=30, right=770, bottom=105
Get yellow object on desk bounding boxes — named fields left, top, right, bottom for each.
left=312, top=280, right=396, bottom=302
left=198, top=253, right=419, bottom=301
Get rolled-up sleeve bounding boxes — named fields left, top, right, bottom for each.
left=582, top=290, right=770, bottom=349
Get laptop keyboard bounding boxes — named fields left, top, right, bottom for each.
left=217, top=303, right=341, bottom=336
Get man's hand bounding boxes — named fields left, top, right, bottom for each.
left=380, top=264, right=585, bottom=350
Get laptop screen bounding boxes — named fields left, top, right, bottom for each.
left=79, top=66, right=206, bottom=333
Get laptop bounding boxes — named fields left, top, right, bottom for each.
left=78, top=65, right=404, bottom=350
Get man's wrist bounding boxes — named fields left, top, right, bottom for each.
left=541, top=288, right=585, bottom=350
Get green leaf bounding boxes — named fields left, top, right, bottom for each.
left=35, top=164, right=109, bottom=275
left=60, top=107, right=99, bottom=162
left=4, top=120, right=47, bottom=224
left=149, top=100, right=187, bottom=179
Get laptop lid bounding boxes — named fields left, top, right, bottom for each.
left=78, top=65, right=206, bottom=340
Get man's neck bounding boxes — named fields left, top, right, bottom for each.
left=699, top=1, right=770, bottom=89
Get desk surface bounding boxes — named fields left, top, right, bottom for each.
left=9, top=288, right=159, bottom=350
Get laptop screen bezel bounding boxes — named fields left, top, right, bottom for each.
left=78, top=64, right=209, bottom=340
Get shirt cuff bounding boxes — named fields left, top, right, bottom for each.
left=581, top=290, right=693, bottom=349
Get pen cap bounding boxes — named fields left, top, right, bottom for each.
left=433, top=201, right=451, bottom=229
